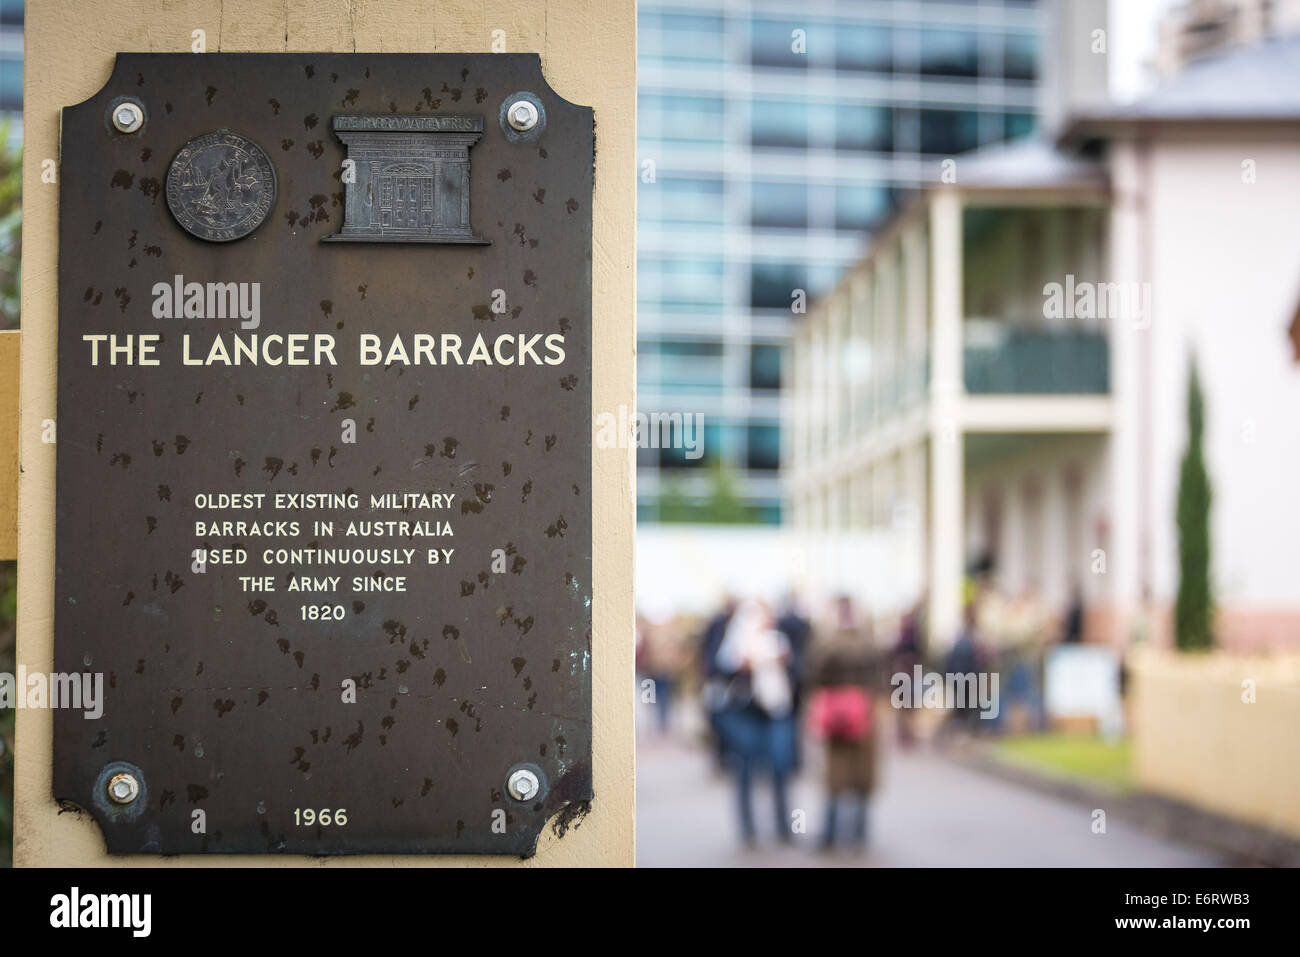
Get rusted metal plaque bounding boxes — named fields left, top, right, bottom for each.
left=54, top=53, right=593, bottom=855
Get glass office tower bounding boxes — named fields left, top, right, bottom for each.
left=0, top=0, right=21, bottom=123
left=636, top=0, right=1042, bottom=524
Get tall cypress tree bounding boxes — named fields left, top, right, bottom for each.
left=1175, top=357, right=1214, bottom=650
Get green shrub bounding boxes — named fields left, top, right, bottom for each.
left=1175, top=357, right=1214, bottom=651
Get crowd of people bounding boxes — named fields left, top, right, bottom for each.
left=638, top=593, right=896, bottom=850
left=636, top=582, right=1084, bottom=850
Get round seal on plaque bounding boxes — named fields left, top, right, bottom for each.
left=165, top=129, right=276, bottom=242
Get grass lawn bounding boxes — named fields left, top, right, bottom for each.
left=992, top=734, right=1134, bottom=793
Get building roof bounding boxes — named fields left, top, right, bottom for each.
left=798, top=136, right=1107, bottom=322
left=1063, top=31, right=1300, bottom=140
left=951, top=136, right=1107, bottom=191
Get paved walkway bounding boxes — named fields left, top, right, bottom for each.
left=635, top=734, right=1225, bottom=867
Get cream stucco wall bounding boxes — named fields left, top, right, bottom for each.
left=1110, top=128, right=1300, bottom=648
left=1144, top=131, right=1300, bottom=609
left=16, top=0, right=636, bottom=867
left=1130, top=650, right=1300, bottom=839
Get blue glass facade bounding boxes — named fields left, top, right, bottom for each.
left=639, top=1, right=1043, bottom=524
left=0, top=0, right=21, bottom=116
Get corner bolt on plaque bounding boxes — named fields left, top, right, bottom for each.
left=55, top=53, right=594, bottom=855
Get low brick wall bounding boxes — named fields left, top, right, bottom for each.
left=1129, top=650, right=1300, bottom=839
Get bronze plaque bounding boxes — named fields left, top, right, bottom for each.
left=54, top=53, right=594, bottom=855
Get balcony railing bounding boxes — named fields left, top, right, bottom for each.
left=964, top=322, right=1109, bottom=394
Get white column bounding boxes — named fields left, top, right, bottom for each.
left=903, top=440, right=927, bottom=606
left=928, top=192, right=964, bottom=648
left=1107, top=142, right=1144, bottom=641
left=1041, top=463, right=1069, bottom=609
left=999, top=478, right=1023, bottom=597
left=810, top=321, right=826, bottom=464
left=904, top=225, right=928, bottom=404
left=848, top=276, right=867, bottom=440
left=824, top=302, right=839, bottom=465
left=870, top=267, right=883, bottom=427
left=878, top=248, right=896, bottom=416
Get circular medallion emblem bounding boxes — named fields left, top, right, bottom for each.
left=165, top=129, right=276, bottom=242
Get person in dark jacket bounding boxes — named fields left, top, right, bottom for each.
left=890, top=599, right=925, bottom=748
left=1060, top=586, right=1085, bottom=644
left=810, top=596, right=881, bottom=851
left=775, top=591, right=812, bottom=769
left=712, top=600, right=797, bottom=847
left=699, top=596, right=737, bottom=769
left=775, top=592, right=812, bottom=706
left=943, top=600, right=986, bottom=736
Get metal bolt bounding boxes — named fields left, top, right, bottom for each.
left=112, top=102, right=144, bottom=134
left=107, top=772, right=140, bottom=805
left=507, top=768, right=540, bottom=801
left=506, top=100, right=539, bottom=132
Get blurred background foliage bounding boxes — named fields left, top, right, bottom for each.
left=0, top=119, right=17, bottom=329
left=659, top=462, right=753, bottom=525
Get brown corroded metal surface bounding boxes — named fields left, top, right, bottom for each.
left=54, top=53, right=593, bottom=855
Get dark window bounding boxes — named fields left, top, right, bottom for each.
left=0, top=0, right=21, bottom=28
left=659, top=421, right=719, bottom=469
left=751, top=99, right=807, bottom=149
left=835, top=24, right=892, bottom=72
left=920, top=109, right=980, bottom=155
left=750, top=262, right=806, bottom=309
left=835, top=105, right=893, bottom=152
left=920, top=29, right=979, bottom=77
left=750, top=344, right=782, bottom=390
left=1005, top=111, right=1036, bottom=140
left=747, top=424, right=782, bottom=471
left=751, top=182, right=807, bottom=228
left=751, top=19, right=808, bottom=69
left=0, top=56, right=18, bottom=112
left=1004, top=33, right=1037, bottom=81
left=835, top=185, right=894, bottom=231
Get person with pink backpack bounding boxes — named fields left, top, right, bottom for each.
left=807, top=595, right=882, bottom=852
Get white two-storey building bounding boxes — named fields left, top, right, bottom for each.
left=789, top=35, right=1300, bottom=651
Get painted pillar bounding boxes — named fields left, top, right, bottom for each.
left=928, top=191, right=965, bottom=649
